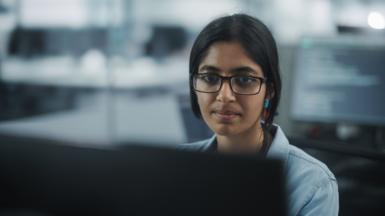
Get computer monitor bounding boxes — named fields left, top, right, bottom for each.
left=8, top=27, right=108, bottom=58
left=144, top=25, right=187, bottom=60
left=291, top=36, right=385, bottom=126
left=0, top=135, right=286, bottom=216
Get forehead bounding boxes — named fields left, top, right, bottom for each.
left=199, top=41, right=263, bottom=76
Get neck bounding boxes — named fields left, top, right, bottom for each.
left=216, top=125, right=264, bottom=154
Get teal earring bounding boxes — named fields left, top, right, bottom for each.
left=264, top=99, right=270, bottom=109
left=263, top=99, right=270, bottom=120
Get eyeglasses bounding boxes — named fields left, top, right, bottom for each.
left=192, top=73, right=266, bottom=95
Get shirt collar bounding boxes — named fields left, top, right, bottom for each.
left=266, top=125, right=290, bottom=167
left=202, top=135, right=217, bottom=152
left=203, top=125, right=290, bottom=166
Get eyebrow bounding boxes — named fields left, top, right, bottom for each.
left=199, top=65, right=259, bottom=75
left=199, top=65, right=220, bottom=73
left=231, top=67, right=258, bottom=75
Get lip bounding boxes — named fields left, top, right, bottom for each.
left=212, top=110, right=241, bottom=122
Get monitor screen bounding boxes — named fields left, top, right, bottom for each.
left=291, top=36, right=385, bottom=126
left=0, top=134, right=286, bottom=216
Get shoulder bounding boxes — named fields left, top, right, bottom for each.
left=286, top=144, right=336, bottom=183
left=268, top=125, right=336, bottom=183
left=285, top=141, right=339, bottom=215
left=287, top=145, right=339, bottom=215
left=268, top=125, right=339, bottom=215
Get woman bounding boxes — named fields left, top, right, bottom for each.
left=181, top=14, right=339, bottom=215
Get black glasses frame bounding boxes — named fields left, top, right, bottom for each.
left=192, top=73, right=267, bottom=95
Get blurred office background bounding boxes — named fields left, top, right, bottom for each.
left=0, top=0, right=385, bottom=215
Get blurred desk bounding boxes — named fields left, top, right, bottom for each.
left=2, top=56, right=109, bottom=87
left=0, top=55, right=190, bottom=146
left=1, top=56, right=189, bottom=89
left=0, top=107, right=110, bottom=148
left=0, top=90, right=187, bottom=148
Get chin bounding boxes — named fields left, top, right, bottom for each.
left=212, top=124, right=240, bottom=136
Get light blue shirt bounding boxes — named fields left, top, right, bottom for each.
left=180, top=125, right=339, bottom=216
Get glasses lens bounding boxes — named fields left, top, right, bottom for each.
left=231, top=76, right=261, bottom=94
left=194, top=74, right=221, bottom=92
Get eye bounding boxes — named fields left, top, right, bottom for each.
left=233, top=76, right=258, bottom=87
left=200, top=74, right=220, bottom=85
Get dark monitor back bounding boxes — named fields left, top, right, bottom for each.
left=0, top=135, right=286, bottom=216
left=291, top=36, right=385, bottom=126
left=145, top=25, right=187, bottom=59
left=7, top=27, right=108, bottom=58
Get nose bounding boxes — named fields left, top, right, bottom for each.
left=216, top=81, right=236, bottom=102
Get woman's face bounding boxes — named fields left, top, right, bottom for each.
left=196, top=41, right=267, bottom=137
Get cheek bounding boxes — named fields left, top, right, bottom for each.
left=196, top=93, right=212, bottom=115
left=241, top=96, right=264, bottom=120
left=197, top=93, right=218, bottom=129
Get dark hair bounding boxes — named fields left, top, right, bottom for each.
left=189, top=13, right=281, bottom=130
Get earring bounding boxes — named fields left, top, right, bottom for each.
left=263, top=99, right=270, bottom=121
left=264, top=99, right=270, bottom=109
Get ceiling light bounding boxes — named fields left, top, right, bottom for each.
left=367, top=11, right=385, bottom=29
